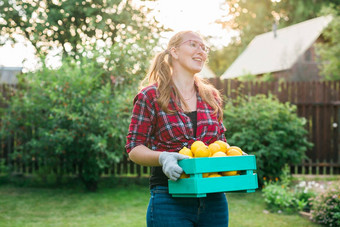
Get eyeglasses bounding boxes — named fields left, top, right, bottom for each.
left=179, top=40, right=210, bottom=54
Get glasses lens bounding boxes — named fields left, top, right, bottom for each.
left=182, top=40, right=210, bottom=53
left=197, top=41, right=209, bottom=53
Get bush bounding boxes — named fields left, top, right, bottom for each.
left=262, top=165, right=315, bottom=213
left=0, top=56, right=137, bottom=191
left=310, top=181, right=340, bottom=226
left=223, top=94, right=313, bottom=186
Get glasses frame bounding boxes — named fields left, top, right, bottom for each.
left=178, top=40, right=210, bottom=54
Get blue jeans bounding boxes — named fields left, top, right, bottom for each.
left=147, top=186, right=228, bottom=227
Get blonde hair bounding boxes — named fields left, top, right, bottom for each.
left=140, top=31, right=223, bottom=121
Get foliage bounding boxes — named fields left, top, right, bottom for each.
left=0, top=0, right=162, bottom=58
left=316, top=4, right=340, bottom=81
left=218, top=0, right=335, bottom=46
left=236, top=73, right=257, bottom=82
left=0, top=54, right=138, bottom=191
left=272, top=0, right=337, bottom=28
left=262, top=165, right=315, bottom=213
left=0, top=159, right=8, bottom=175
left=223, top=93, right=313, bottom=186
left=310, top=181, right=340, bottom=226
left=207, top=38, right=242, bottom=77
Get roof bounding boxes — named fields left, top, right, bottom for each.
left=221, top=15, right=333, bottom=79
left=197, top=65, right=216, bottom=78
left=0, top=67, right=22, bottom=84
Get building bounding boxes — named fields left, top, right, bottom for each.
left=221, top=16, right=333, bottom=81
left=0, top=66, right=22, bottom=84
left=197, top=65, right=216, bottom=79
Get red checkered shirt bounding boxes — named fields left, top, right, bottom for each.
left=125, top=84, right=226, bottom=154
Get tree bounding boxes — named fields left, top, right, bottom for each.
left=316, top=4, right=340, bottom=80
left=0, top=0, right=161, bottom=59
left=208, top=37, right=242, bottom=77
left=273, top=0, right=340, bottom=27
left=0, top=0, right=164, bottom=190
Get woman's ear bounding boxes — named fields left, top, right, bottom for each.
left=169, top=47, right=179, bottom=60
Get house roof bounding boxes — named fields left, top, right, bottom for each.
left=221, top=15, right=333, bottom=79
left=197, top=65, right=216, bottom=78
left=0, top=67, right=22, bottom=84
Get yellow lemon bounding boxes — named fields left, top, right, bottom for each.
left=208, top=173, right=222, bottom=178
left=202, top=173, right=210, bottom=178
left=221, top=171, right=239, bottom=176
left=190, top=141, right=206, bottom=155
left=214, top=140, right=230, bottom=153
left=179, top=146, right=193, bottom=158
left=226, top=146, right=243, bottom=156
left=180, top=173, right=190, bottom=179
left=194, top=145, right=210, bottom=158
left=208, top=143, right=222, bottom=156
left=211, top=151, right=227, bottom=157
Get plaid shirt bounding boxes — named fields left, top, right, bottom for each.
left=125, top=84, right=226, bottom=154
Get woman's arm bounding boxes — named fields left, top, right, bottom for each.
left=128, top=145, right=162, bottom=167
left=129, top=145, right=188, bottom=181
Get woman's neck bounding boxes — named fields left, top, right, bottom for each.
left=172, top=71, right=196, bottom=95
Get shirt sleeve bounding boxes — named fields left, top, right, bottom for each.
left=125, top=92, right=156, bottom=153
left=218, top=120, right=227, bottom=142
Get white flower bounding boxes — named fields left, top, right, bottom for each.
left=299, top=181, right=306, bottom=187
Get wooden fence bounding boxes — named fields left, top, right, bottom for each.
left=209, top=79, right=340, bottom=175
left=1, top=80, right=340, bottom=176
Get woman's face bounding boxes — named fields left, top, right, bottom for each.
left=172, top=32, right=208, bottom=75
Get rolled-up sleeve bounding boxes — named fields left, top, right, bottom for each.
left=125, top=92, right=155, bottom=153
left=218, top=120, right=227, bottom=142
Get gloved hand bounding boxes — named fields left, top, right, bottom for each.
left=159, top=152, right=189, bottom=181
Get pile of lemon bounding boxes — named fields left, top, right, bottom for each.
left=178, top=140, right=244, bottom=178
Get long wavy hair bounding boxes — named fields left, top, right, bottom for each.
left=140, top=31, right=223, bottom=121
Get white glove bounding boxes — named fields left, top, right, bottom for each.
left=159, top=152, right=189, bottom=181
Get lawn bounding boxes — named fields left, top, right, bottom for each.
left=0, top=177, right=321, bottom=227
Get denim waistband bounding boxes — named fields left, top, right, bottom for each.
left=150, top=185, right=169, bottom=194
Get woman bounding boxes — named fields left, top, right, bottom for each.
left=126, top=31, right=228, bottom=226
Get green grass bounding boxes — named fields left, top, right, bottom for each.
left=0, top=178, right=321, bottom=227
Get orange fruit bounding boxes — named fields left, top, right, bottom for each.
left=211, top=151, right=227, bottom=157
left=208, top=143, right=222, bottom=156
left=221, top=171, right=239, bottom=176
left=214, top=140, right=230, bottom=153
left=179, top=147, right=193, bottom=158
left=226, top=146, right=243, bottom=156
left=190, top=141, right=206, bottom=155
left=194, top=145, right=210, bottom=158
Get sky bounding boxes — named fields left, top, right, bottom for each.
left=147, top=0, right=235, bottom=46
left=0, top=0, right=233, bottom=69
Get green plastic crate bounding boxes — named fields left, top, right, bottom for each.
left=168, top=155, right=258, bottom=197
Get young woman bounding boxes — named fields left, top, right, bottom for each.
left=126, top=31, right=228, bottom=226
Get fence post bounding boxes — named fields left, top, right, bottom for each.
left=316, top=159, right=319, bottom=175
left=330, top=159, right=334, bottom=175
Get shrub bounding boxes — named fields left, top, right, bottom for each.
left=0, top=56, right=137, bottom=191
left=310, top=181, right=340, bottom=226
left=262, top=165, right=315, bottom=213
left=223, top=94, right=313, bottom=186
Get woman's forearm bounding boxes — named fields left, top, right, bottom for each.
left=128, top=145, right=162, bottom=167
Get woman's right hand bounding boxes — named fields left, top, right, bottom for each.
left=159, top=152, right=189, bottom=181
